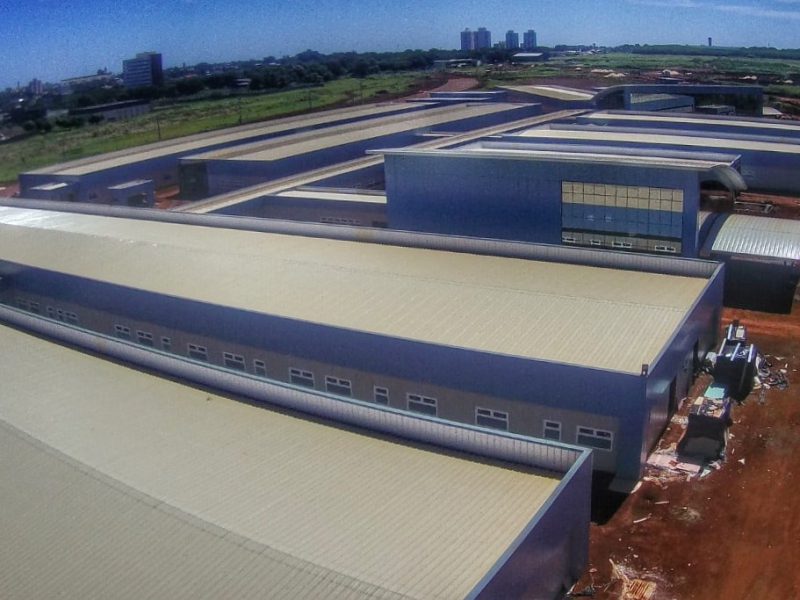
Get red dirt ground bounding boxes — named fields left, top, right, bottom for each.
left=404, top=76, right=479, bottom=100
left=574, top=298, right=800, bottom=599
left=0, top=182, right=19, bottom=196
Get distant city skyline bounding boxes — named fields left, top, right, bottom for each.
left=3, top=0, right=800, bottom=89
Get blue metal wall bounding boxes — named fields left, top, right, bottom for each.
left=385, top=153, right=702, bottom=255
left=213, top=194, right=387, bottom=226
left=472, top=454, right=592, bottom=599
left=3, top=260, right=722, bottom=483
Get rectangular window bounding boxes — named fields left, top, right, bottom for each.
left=253, top=360, right=267, bottom=376
left=64, top=312, right=78, bottom=325
left=325, top=375, right=352, bottom=397
left=136, top=330, right=154, bottom=347
left=161, top=336, right=172, bottom=352
left=223, top=351, right=246, bottom=371
left=289, top=367, right=314, bottom=388
left=407, top=393, right=437, bottom=416
left=46, top=306, right=56, bottom=319
left=475, top=407, right=509, bottom=431
left=29, top=302, right=41, bottom=314
left=56, top=309, right=66, bottom=322
left=543, top=420, right=562, bottom=441
left=373, top=386, right=390, bottom=405
left=576, top=426, right=614, bottom=451
left=114, top=324, right=131, bottom=340
left=187, top=343, right=208, bottom=361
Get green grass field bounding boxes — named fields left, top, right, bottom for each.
left=0, top=73, right=425, bottom=184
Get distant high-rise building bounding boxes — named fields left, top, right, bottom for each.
left=475, top=27, right=492, bottom=50
left=708, top=37, right=713, bottom=47
left=122, top=52, right=164, bottom=89
left=523, top=29, right=538, bottom=50
left=27, top=78, right=44, bottom=96
left=460, top=28, right=475, bottom=51
left=505, top=30, right=520, bottom=50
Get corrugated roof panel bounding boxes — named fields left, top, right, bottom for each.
left=0, top=324, right=560, bottom=599
left=0, top=207, right=710, bottom=374
left=190, top=103, right=521, bottom=162
left=584, top=111, right=800, bottom=134
left=40, top=103, right=427, bottom=177
left=516, top=127, right=800, bottom=155
left=711, top=214, right=800, bottom=260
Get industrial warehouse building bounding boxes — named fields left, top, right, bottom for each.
left=16, top=101, right=439, bottom=203
left=0, top=205, right=723, bottom=486
left=0, top=319, right=591, bottom=599
left=177, top=102, right=541, bottom=199
left=377, top=144, right=745, bottom=256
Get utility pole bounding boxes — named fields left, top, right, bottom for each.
left=155, top=114, right=162, bottom=141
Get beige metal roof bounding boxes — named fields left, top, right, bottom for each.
left=186, top=103, right=520, bottom=162
left=0, top=323, right=559, bottom=600
left=374, top=145, right=742, bottom=173
left=0, top=207, right=709, bottom=373
left=277, top=189, right=387, bottom=204
left=585, top=110, right=800, bottom=133
left=517, top=127, right=800, bottom=155
left=500, top=85, right=595, bottom=101
left=37, top=103, right=426, bottom=177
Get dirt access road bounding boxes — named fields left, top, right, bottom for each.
left=575, top=300, right=800, bottom=599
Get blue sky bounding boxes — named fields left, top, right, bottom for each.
left=2, top=0, right=800, bottom=89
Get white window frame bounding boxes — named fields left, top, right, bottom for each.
left=576, top=426, right=614, bottom=451
left=475, top=407, right=509, bottom=431
left=64, top=311, right=78, bottom=325
left=325, top=375, right=352, bottom=397
left=289, top=367, right=315, bottom=388
left=136, top=330, right=154, bottom=346
left=543, top=420, right=562, bottom=441
left=253, top=359, right=267, bottom=376
left=373, top=386, right=390, bottom=405
left=161, top=336, right=172, bottom=352
left=407, top=393, right=437, bottom=416
left=114, top=324, right=131, bottom=340
left=223, top=351, right=246, bottom=371
left=46, top=306, right=56, bottom=318
left=187, top=343, right=208, bottom=361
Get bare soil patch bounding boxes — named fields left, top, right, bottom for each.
left=574, top=300, right=800, bottom=599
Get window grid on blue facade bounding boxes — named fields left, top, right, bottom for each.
left=373, top=386, right=390, bottom=405
left=187, top=343, right=208, bottom=361
left=407, top=393, right=437, bottom=416
left=576, top=426, right=613, bottom=451
left=325, top=375, right=352, bottom=397
left=136, top=330, right=154, bottom=347
left=223, top=352, right=246, bottom=371
left=289, top=367, right=315, bottom=388
left=543, top=420, right=561, bottom=441
left=475, top=407, right=509, bottom=431
left=561, top=181, right=683, bottom=244
left=114, top=324, right=131, bottom=340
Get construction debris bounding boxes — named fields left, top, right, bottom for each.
left=608, top=560, right=658, bottom=600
